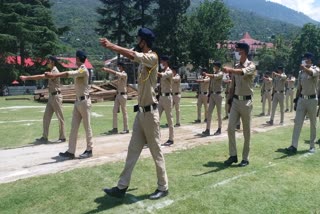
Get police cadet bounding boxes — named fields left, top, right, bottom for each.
left=285, top=73, right=296, bottom=112
left=100, top=28, right=169, bottom=200
left=260, top=72, right=273, bottom=116
left=223, top=42, right=256, bottom=167
left=202, top=61, right=223, bottom=136
left=285, top=52, right=319, bottom=154
left=223, top=74, right=232, bottom=120
left=102, top=62, right=129, bottom=134
left=171, top=65, right=181, bottom=127
left=158, top=55, right=174, bottom=146
left=20, top=56, right=66, bottom=143
left=194, top=68, right=210, bottom=123
left=266, top=66, right=287, bottom=125
left=45, top=50, right=93, bottom=159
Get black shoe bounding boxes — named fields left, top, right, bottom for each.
left=194, top=119, right=201, bottom=123
left=149, top=189, right=168, bottom=200
left=108, top=128, right=118, bottom=134
left=223, top=116, right=228, bottom=120
left=202, top=129, right=210, bottom=136
left=162, top=140, right=174, bottom=146
left=238, top=160, right=249, bottom=167
left=174, top=123, right=181, bottom=127
left=120, top=130, right=129, bottom=134
left=204, top=119, right=207, bottom=123
left=56, top=138, right=66, bottom=143
left=285, top=109, right=289, bottom=112
left=224, top=156, right=238, bottom=166
left=285, top=145, right=297, bottom=154
left=59, top=151, right=75, bottom=159
left=266, top=120, right=273, bottom=125
left=236, top=124, right=241, bottom=130
left=259, top=113, right=265, bottom=116
left=36, top=137, right=48, bottom=143
left=79, top=150, right=92, bottom=159
left=213, top=128, right=221, bottom=136
left=103, top=186, right=128, bottom=198
left=165, top=123, right=169, bottom=127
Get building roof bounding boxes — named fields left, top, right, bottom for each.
left=6, top=56, right=93, bottom=69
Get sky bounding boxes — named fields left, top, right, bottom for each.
left=268, top=0, right=320, bottom=21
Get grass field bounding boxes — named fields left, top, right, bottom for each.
left=1, top=89, right=320, bottom=213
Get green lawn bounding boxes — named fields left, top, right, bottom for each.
left=2, top=89, right=320, bottom=213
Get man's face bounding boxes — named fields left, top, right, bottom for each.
left=76, top=57, right=82, bottom=66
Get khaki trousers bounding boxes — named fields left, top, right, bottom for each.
left=225, top=93, right=229, bottom=117
left=197, top=94, right=208, bottom=120
left=158, top=96, right=174, bottom=141
left=117, top=109, right=168, bottom=191
left=68, top=98, right=93, bottom=154
left=172, top=94, right=181, bottom=124
left=270, top=93, right=284, bottom=123
left=43, top=94, right=65, bottom=140
left=113, top=94, right=128, bottom=130
left=228, top=98, right=252, bottom=161
left=286, top=89, right=294, bottom=112
left=262, top=91, right=272, bottom=115
left=292, top=98, right=317, bottom=148
left=206, top=94, right=222, bottom=130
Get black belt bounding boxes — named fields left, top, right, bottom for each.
left=161, top=93, right=171, bottom=96
left=200, top=92, right=208, bottom=95
left=233, top=95, right=252, bottom=100
left=77, top=95, right=90, bottom=101
left=134, top=103, right=158, bottom=112
left=300, top=94, right=316, bottom=99
left=211, top=91, right=221, bottom=94
left=173, top=92, right=180, bottom=95
left=51, top=91, right=61, bottom=96
left=119, top=92, right=127, bottom=95
left=264, top=89, right=271, bottom=92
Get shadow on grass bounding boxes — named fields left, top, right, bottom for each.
left=84, top=192, right=149, bottom=214
left=30, top=140, right=65, bottom=146
left=193, top=161, right=234, bottom=176
left=274, top=148, right=309, bottom=159
left=38, top=156, right=79, bottom=166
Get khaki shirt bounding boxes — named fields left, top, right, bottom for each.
left=286, top=77, right=295, bottom=89
left=273, top=73, right=287, bottom=92
left=172, top=73, right=181, bottom=93
left=48, top=66, right=61, bottom=94
left=199, top=76, right=210, bottom=93
left=262, top=77, right=273, bottom=91
left=133, top=50, right=158, bottom=107
left=67, top=64, right=91, bottom=97
left=232, top=59, right=256, bottom=96
left=209, top=71, right=223, bottom=93
left=298, top=65, right=319, bottom=96
left=115, top=71, right=127, bottom=93
left=160, top=67, right=173, bottom=93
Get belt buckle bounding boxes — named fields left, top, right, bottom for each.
left=239, top=96, right=244, bottom=101
left=139, top=106, right=144, bottom=112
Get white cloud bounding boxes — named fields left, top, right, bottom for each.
left=268, top=0, right=320, bottom=21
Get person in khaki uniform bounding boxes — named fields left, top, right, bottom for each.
left=20, top=56, right=66, bottom=143
left=285, top=52, right=319, bottom=154
left=266, top=66, right=287, bottom=125
left=285, top=73, right=296, bottom=112
left=260, top=72, right=273, bottom=116
left=194, top=68, right=210, bottom=123
left=158, top=56, right=174, bottom=146
left=45, top=50, right=93, bottom=159
left=100, top=28, right=169, bottom=200
left=202, top=61, right=223, bottom=136
left=223, top=43, right=256, bottom=167
left=172, top=66, right=181, bottom=127
left=102, top=62, right=129, bottom=134
left=223, top=74, right=232, bottom=120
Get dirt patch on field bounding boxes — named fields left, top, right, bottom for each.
left=0, top=112, right=298, bottom=184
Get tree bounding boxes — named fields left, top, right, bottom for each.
left=289, top=24, right=320, bottom=75
left=96, top=0, right=135, bottom=50
left=188, top=0, right=233, bottom=67
left=0, top=0, right=63, bottom=84
left=153, top=0, right=191, bottom=65
left=132, top=0, right=157, bottom=28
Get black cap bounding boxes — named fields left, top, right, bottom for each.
left=137, top=28, right=155, bottom=46
left=213, top=61, right=221, bottom=68
left=76, top=50, right=87, bottom=60
left=277, top=66, right=283, bottom=70
left=117, top=62, right=124, bottom=67
left=160, top=55, right=169, bottom=61
left=236, top=42, right=250, bottom=54
left=48, top=56, right=58, bottom=63
left=303, top=52, right=314, bottom=59
left=172, top=65, right=179, bottom=71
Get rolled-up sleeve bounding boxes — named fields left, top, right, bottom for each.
left=213, top=72, right=223, bottom=79
left=116, top=72, right=127, bottom=79
left=242, top=63, right=256, bottom=76
left=162, top=70, right=172, bottom=79
left=67, top=67, right=87, bottom=78
left=280, top=73, right=287, bottom=80
left=310, top=66, right=320, bottom=77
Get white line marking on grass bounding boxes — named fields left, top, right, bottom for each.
left=299, top=152, right=314, bottom=159
left=0, top=170, right=30, bottom=180
left=0, top=106, right=45, bottom=110
left=91, top=112, right=103, bottom=117
left=0, top=119, right=57, bottom=124
left=211, top=171, right=257, bottom=188
left=146, top=199, right=175, bottom=213
left=127, top=195, right=146, bottom=209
